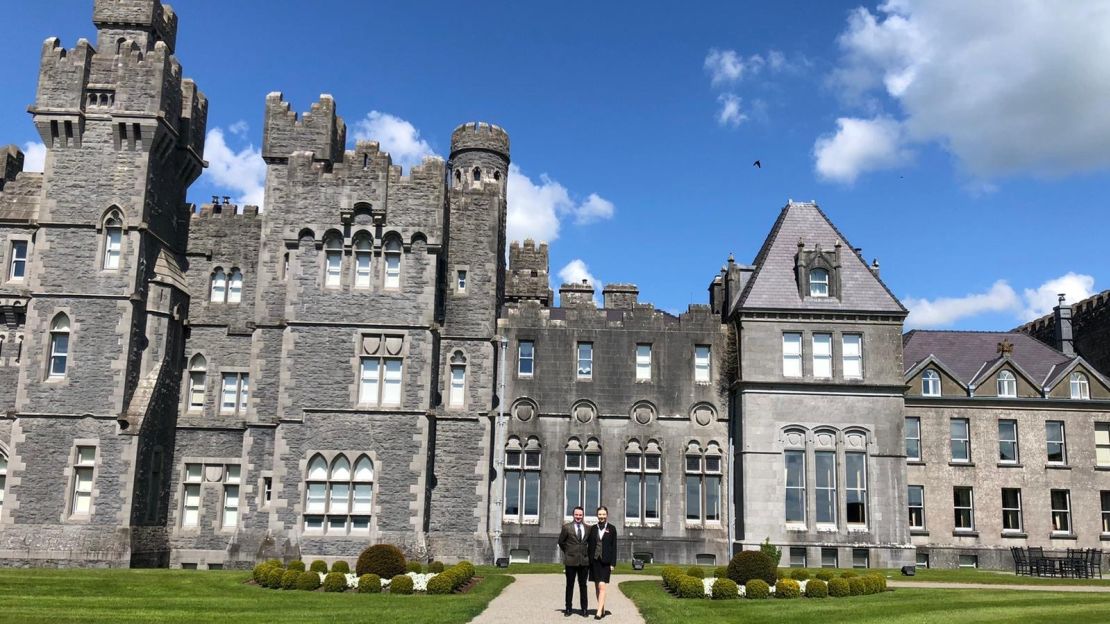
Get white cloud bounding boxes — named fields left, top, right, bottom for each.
left=904, top=272, right=1098, bottom=327
left=716, top=94, right=748, bottom=127
left=558, top=259, right=598, bottom=287
left=1021, top=272, right=1096, bottom=321
left=704, top=49, right=748, bottom=85
left=202, top=126, right=266, bottom=207
left=828, top=1, right=1110, bottom=178
left=506, top=164, right=615, bottom=244
left=813, top=116, right=911, bottom=183
left=352, top=111, right=436, bottom=171
left=227, top=120, right=249, bottom=137
left=21, top=141, right=46, bottom=173
left=573, top=193, right=614, bottom=225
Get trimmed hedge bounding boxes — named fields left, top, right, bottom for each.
left=677, top=575, right=704, bottom=599
left=827, top=578, right=850, bottom=598
left=331, top=561, right=350, bottom=574
left=265, top=566, right=286, bottom=589
left=727, top=551, right=777, bottom=586
left=323, top=572, right=348, bottom=592
left=288, top=560, right=306, bottom=572
left=868, top=573, right=887, bottom=592
left=252, top=562, right=273, bottom=583
left=713, top=566, right=728, bottom=579
left=661, top=566, right=684, bottom=592
left=426, top=561, right=476, bottom=594
left=686, top=566, right=705, bottom=579
left=280, top=569, right=300, bottom=590
left=775, top=569, right=789, bottom=581
left=775, top=579, right=801, bottom=599
left=429, top=561, right=445, bottom=574
left=295, top=571, right=321, bottom=591
left=407, top=561, right=424, bottom=574
left=841, top=570, right=858, bottom=579
left=390, top=574, right=414, bottom=595
left=357, top=544, right=407, bottom=579
left=745, top=579, right=770, bottom=600
left=358, top=574, right=382, bottom=594
left=426, top=573, right=455, bottom=595
left=711, top=578, right=738, bottom=600
left=805, top=579, right=828, bottom=598
left=815, top=570, right=835, bottom=582
left=848, top=577, right=866, bottom=596
left=789, top=568, right=811, bottom=581
left=309, top=560, right=328, bottom=574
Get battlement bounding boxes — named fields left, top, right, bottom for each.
left=34, top=38, right=94, bottom=111
left=602, top=283, right=639, bottom=309
left=506, top=239, right=552, bottom=305
left=1, top=146, right=24, bottom=192
left=192, top=199, right=260, bottom=218
left=94, top=0, right=178, bottom=53
left=559, top=280, right=596, bottom=309
left=450, top=121, right=510, bottom=159
left=509, top=239, right=549, bottom=271
left=262, top=93, right=346, bottom=165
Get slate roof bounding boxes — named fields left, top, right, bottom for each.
left=902, top=330, right=1073, bottom=386
left=737, top=201, right=906, bottom=313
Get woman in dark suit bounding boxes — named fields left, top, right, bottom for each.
left=587, top=506, right=618, bottom=620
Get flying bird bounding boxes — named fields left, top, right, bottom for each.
left=753, top=160, right=761, bottom=168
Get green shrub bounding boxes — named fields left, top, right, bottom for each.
left=426, top=573, right=455, bottom=595
left=711, top=578, right=738, bottom=600
left=407, top=561, right=424, bottom=573
left=848, top=577, right=866, bottom=596
left=713, top=566, right=728, bottom=579
left=775, top=568, right=789, bottom=580
left=265, top=559, right=283, bottom=569
left=390, top=574, right=414, bottom=595
left=295, top=571, right=321, bottom=591
left=252, top=562, right=273, bottom=583
left=815, top=570, right=835, bottom=582
left=867, top=573, right=887, bottom=592
left=840, top=570, right=857, bottom=579
left=331, top=561, right=350, bottom=574
left=281, top=569, right=300, bottom=590
left=789, top=568, right=811, bottom=581
left=805, top=579, right=828, bottom=598
left=358, top=573, right=382, bottom=593
left=309, top=560, right=328, bottom=574
left=440, top=570, right=462, bottom=591
left=457, top=561, right=476, bottom=580
left=744, top=579, right=770, bottom=600
left=827, top=578, right=850, bottom=598
left=677, top=575, right=704, bottom=599
left=860, top=575, right=878, bottom=595
left=686, top=566, right=705, bottom=579
left=356, top=544, right=407, bottom=579
left=661, top=566, right=683, bottom=591
left=288, top=560, right=306, bottom=572
left=265, top=566, right=286, bottom=589
left=428, top=561, right=445, bottom=573
left=323, top=572, right=348, bottom=592
left=775, top=579, right=801, bottom=599
left=759, top=538, right=782, bottom=566
left=727, top=550, right=777, bottom=586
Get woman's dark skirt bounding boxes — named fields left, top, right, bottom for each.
left=589, top=560, right=612, bottom=584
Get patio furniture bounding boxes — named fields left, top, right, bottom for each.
left=1086, top=549, right=1103, bottom=579
left=1027, top=547, right=1050, bottom=577
left=1010, top=547, right=1031, bottom=576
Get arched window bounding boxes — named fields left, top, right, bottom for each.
left=449, top=351, right=467, bottom=408
left=686, top=441, right=723, bottom=524
left=103, top=211, right=123, bottom=270
left=1070, top=372, right=1090, bottom=400
left=564, top=438, right=601, bottom=520
left=48, top=313, right=70, bottom=378
left=324, top=237, right=343, bottom=287
left=997, top=370, right=1017, bottom=397
left=809, top=268, right=829, bottom=297
left=504, top=437, right=541, bottom=522
left=922, top=369, right=941, bottom=397
left=354, top=237, right=372, bottom=289
left=625, top=440, right=661, bottom=525
left=304, top=453, right=373, bottom=535
left=188, top=354, right=207, bottom=410
left=209, top=269, right=227, bottom=302
left=473, top=167, right=481, bottom=182
left=383, top=238, right=402, bottom=289
left=227, top=269, right=243, bottom=304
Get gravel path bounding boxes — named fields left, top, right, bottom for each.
left=889, top=580, right=1110, bottom=592
left=471, top=574, right=646, bottom=624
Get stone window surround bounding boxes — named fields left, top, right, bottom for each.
left=623, top=438, right=662, bottom=527
left=218, top=368, right=250, bottom=416
left=564, top=437, right=602, bottom=522
left=781, top=328, right=865, bottom=382
left=684, top=439, right=724, bottom=527
left=4, top=234, right=32, bottom=284
left=454, top=264, right=470, bottom=296
left=516, top=338, right=535, bottom=378
left=302, top=452, right=377, bottom=537
left=446, top=350, right=467, bottom=410
left=694, top=344, right=711, bottom=384
left=182, top=352, right=208, bottom=414
left=174, top=458, right=245, bottom=534
left=44, top=309, right=75, bottom=384
left=95, top=206, right=127, bottom=274
left=353, top=332, right=408, bottom=409
left=294, top=450, right=379, bottom=538
left=777, top=426, right=871, bottom=532
left=208, top=266, right=243, bottom=304
left=503, top=436, right=541, bottom=524
left=62, top=440, right=99, bottom=523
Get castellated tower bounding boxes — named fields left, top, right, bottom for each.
left=0, top=0, right=206, bottom=567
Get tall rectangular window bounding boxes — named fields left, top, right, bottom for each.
left=1001, top=488, right=1023, bottom=532
left=182, top=463, right=201, bottom=527
left=1097, top=424, right=1110, bottom=467
left=70, top=446, right=96, bottom=516
left=784, top=450, right=806, bottom=524
left=577, top=342, right=593, bottom=379
left=953, top=486, right=974, bottom=531
left=220, top=373, right=249, bottom=415
left=564, top=450, right=601, bottom=520
left=705, top=454, right=721, bottom=522
left=222, top=465, right=241, bottom=528
left=504, top=447, right=541, bottom=522
left=694, top=345, right=711, bottom=383
left=8, top=241, right=27, bottom=280
left=905, top=417, right=921, bottom=461
left=449, top=365, right=465, bottom=407
left=783, top=333, right=802, bottom=377
left=789, top=547, right=807, bottom=568
left=815, top=451, right=837, bottom=525
left=998, top=420, right=1019, bottom=463
left=845, top=452, right=867, bottom=526
left=635, top=344, right=652, bottom=381
left=355, top=248, right=372, bottom=288
left=0, top=454, right=7, bottom=515
left=842, top=334, right=862, bottom=379
left=812, top=333, right=832, bottom=378
left=359, top=358, right=380, bottom=405
left=1101, top=491, right=1110, bottom=534
left=1046, top=421, right=1067, bottom=464
left=853, top=549, right=870, bottom=569
left=908, top=485, right=925, bottom=529
left=104, top=228, right=122, bottom=270
left=821, top=548, right=838, bottom=568
left=382, top=359, right=402, bottom=405
left=950, top=418, right=970, bottom=463
left=188, top=369, right=206, bottom=410
left=685, top=451, right=720, bottom=523
left=456, top=270, right=467, bottom=292
left=1051, top=489, right=1072, bottom=533
left=624, top=451, right=662, bottom=524
left=518, top=341, right=534, bottom=377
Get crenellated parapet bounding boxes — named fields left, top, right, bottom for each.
left=262, top=93, right=346, bottom=166
left=0, top=145, right=24, bottom=192
left=506, top=239, right=552, bottom=305
left=93, top=0, right=178, bottom=53
left=34, top=38, right=94, bottom=112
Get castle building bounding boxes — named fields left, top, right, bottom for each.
left=2, top=1, right=1109, bottom=571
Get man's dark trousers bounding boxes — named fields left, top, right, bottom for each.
left=565, top=564, right=588, bottom=612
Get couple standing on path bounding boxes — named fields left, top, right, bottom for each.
left=558, top=505, right=619, bottom=620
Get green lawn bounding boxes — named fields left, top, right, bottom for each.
left=897, top=567, right=1110, bottom=587
left=0, top=568, right=512, bottom=624
left=476, top=562, right=660, bottom=576
left=621, top=579, right=1110, bottom=624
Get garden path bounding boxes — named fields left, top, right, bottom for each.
left=470, top=574, right=646, bottom=624
left=889, top=580, right=1110, bottom=593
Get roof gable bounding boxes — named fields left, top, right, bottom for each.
left=903, top=330, right=1073, bottom=387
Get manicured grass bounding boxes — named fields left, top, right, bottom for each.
left=0, top=568, right=512, bottom=624
left=621, top=579, right=1110, bottom=624
left=476, top=562, right=660, bottom=576
left=898, top=567, right=1110, bottom=587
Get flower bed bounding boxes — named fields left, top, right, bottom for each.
left=315, top=571, right=438, bottom=592
left=251, top=550, right=472, bottom=595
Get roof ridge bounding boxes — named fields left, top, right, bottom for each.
left=736, top=204, right=790, bottom=306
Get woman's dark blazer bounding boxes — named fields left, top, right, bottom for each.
left=588, top=522, right=618, bottom=566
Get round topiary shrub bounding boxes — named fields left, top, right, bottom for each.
left=323, top=572, right=348, bottom=592
left=848, top=577, right=866, bottom=596
left=390, top=574, right=414, bottom=595
left=426, top=572, right=455, bottom=595
left=356, top=544, right=407, bottom=579
left=429, top=561, right=445, bottom=574
left=677, top=575, right=704, bottom=599
left=309, top=560, right=328, bottom=574
left=281, top=569, right=301, bottom=590
left=288, top=560, right=306, bottom=572
left=358, top=573, right=382, bottom=593
left=860, top=575, right=878, bottom=595
left=776, top=568, right=789, bottom=581
left=265, top=566, right=286, bottom=589
left=775, top=579, right=801, bottom=599
left=841, top=570, right=857, bottom=579
left=815, top=570, right=835, bottom=582
left=745, top=579, right=770, bottom=600
left=661, top=566, right=683, bottom=592
left=252, top=562, right=272, bottom=583
left=727, top=551, right=777, bottom=586
left=867, top=574, right=887, bottom=592
left=332, top=561, right=350, bottom=574
left=827, top=578, right=850, bottom=598
left=686, top=566, right=705, bottom=579
left=713, top=566, right=728, bottom=579
left=407, top=561, right=423, bottom=574
left=457, top=561, right=476, bottom=579
left=805, top=579, right=828, bottom=598
left=790, top=568, right=811, bottom=581
left=265, top=558, right=283, bottom=569
left=295, top=570, right=321, bottom=591
left=711, top=578, right=738, bottom=600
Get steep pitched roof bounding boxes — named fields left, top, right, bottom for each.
left=736, top=202, right=905, bottom=313
left=902, top=330, right=1073, bottom=387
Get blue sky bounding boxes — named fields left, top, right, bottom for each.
left=2, top=1, right=1108, bottom=330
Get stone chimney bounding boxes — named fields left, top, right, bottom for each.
left=602, top=283, right=638, bottom=309
left=559, top=279, right=595, bottom=308
left=1054, top=294, right=1075, bottom=356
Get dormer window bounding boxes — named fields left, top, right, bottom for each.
left=796, top=242, right=841, bottom=299
left=997, top=371, right=1017, bottom=398
left=1070, top=372, right=1090, bottom=400
left=922, top=369, right=941, bottom=397
left=809, top=268, right=829, bottom=297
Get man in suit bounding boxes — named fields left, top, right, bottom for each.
left=558, top=505, right=590, bottom=617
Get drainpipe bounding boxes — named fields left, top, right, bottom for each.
left=490, top=335, right=509, bottom=562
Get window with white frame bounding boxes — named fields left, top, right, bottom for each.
left=694, top=345, right=711, bottom=383
left=222, top=465, right=241, bottom=528
left=70, top=446, right=96, bottom=516
left=789, top=547, right=807, bottom=568
left=950, top=418, right=970, bottom=463
left=48, top=313, right=70, bottom=379
left=784, top=448, right=806, bottom=525
left=181, top=463, right=201, bottom=527
left=853, top=548, right=869, bottom=569
left=686, top=441, right=722, bottom=523
left=227, top=269, right=243, bottom=304
left=210, top=269, right=227, bottom=302
left=577, top=342, right=593, bottom=379
left=1046, top=421, right=1067, bottom=464
left=0, top=451, right=7, bottom=515
left=220, top=373, right=249, bottom=414
left=354, top=237, right=372, bottom=289
left=324, top=237, right=342, bottom=287
left=1101, top=491, right=1110, bottom=534
left=8, top=240, right=27, bottom=281
left=564, top=438, right=601, bottom=519
left=518, top=340, right=534, bottom=377
left=997, top=371, right=1017, bottom=397
left=815, top=450, right=837, bottom=525
left=1070, top=372, right=1090, bottom=400
left=304, top=453, right=374, bottom=535
left=845, top=452, right=867, bottom=526
left=504, top=437, right=541, bottom=523
left=821, top=548, right=838, bottom=568
left=262, top=476, right=272, bottom=508
left=842, top=334, right=862, bottom=379
left=624, top=440, right=661, bottom=525
left=1002, top=488, right=1023, bottom=532
left=1097, top=423, right=1110, bottom=467
left=782, top=332, right=802, bottom=377
left=958, top=555, right=978, bottom=568
left=103, top=211, right=122, bottom=270
left=905, top=417, right=922, bottom=461
left=635, top=344, right=652, bottom=381
left=812, top=333, right=832, bottom=378
left=809, top=268, right=829, bottom=297
left=998, top=420, right=1019, bottom=463
left=448, top=351, right=466, bottom=408
left=187, top=354, right=206, bottom=411
left=383, top=238, right=402, bottom=289
left=359, top=357, right=402, bottom=406
left=908, top=485, right=925, bottom=530
left=953, top=486, right=974, bottom=531
left=922, top=369, right=941, bottom=396
left=1051, top=489, right=1072, bottom=534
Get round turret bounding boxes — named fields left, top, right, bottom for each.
left=449, top=122, right=510, bottom=190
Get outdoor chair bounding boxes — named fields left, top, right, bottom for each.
left=1010, top=547, right=1030, bottom=576
left=1086, top=549, right=1103, bottom=579
left=1027, top=547, right=1048, bottom=577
